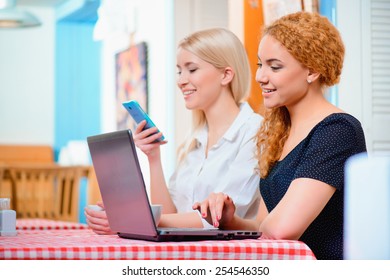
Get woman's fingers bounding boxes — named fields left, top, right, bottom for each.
left=96, top=201, right=105, bottom=209
left=200, top=199, right=214, bottom=225
left=133, top=122, right=167, bottom=155
left=134, top=121, right=160, bottom=143
left=193, top=201, right=212, bottom=226
left=134, top=120, right=147, bottom=134
left=206, top=194, right=218, bottom=227
left=211, top=193, right=228, bottom=227
left=84, top=207, right=114, bottom=235
left=192, top=202, right=201, bottom=211
left=134, top=128, right=161, bottom=143
left=192, top=193, right=228, bottom=228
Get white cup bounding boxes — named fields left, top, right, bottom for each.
left=151, top=204, right=162, bottom=225
left=86, top=204, right=104, bottom=211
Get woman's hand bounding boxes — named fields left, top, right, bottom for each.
left=192, top=192, right=236, bottom=228
left=133, top=120, right=167, bottom=159
left=84, top=201, right=115, bottom=235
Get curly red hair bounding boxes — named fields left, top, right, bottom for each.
left=256, top=12, right=345, bottom=178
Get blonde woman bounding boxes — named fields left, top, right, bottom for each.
left=85, top=28, right=262, bottom=232
left=193, top=12, right=367, bottom=259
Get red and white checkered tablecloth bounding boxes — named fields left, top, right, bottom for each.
left=16, top=219, right=89, bottom=230
left=0, top=229, right=316, bottom=260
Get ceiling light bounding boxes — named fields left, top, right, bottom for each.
left=0, top=0, right=41, bottom=28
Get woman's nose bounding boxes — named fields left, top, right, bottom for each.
left=177, top=73, right=188, bottom=87
left=255, top=67, right=267, bottom=85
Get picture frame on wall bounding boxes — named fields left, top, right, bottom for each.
left=115, top=42, right=148, bottom=130
left=302, top=0, right=319, bottom=13
left=262, top=0, right=319, bottom=25
left=262, top=0, right=302, bottom=25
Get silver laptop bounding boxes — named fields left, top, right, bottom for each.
left=87, top=129, right=261, bottom=242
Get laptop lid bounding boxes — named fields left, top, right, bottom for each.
left=87, top=130, right=158, bottom=238
left=87, top=130, right=261, bottom=242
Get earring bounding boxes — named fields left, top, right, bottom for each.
left=307, top=79, right=312, bottom=84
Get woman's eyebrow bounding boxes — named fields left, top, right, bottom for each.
left=258, top=56, right=283, bottom=64
left=176, top=62, right=197, bottom=68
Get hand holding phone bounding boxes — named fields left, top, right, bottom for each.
left=122, top=100, right=165, bottom=142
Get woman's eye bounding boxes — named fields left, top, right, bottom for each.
left=189, top=68, right=197, bottom=73
left=256, top=63, right=262, bottom=68
left=271, top=66, right=282, bottom=71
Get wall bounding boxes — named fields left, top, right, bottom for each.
left=173, top=0, right=229, bottom=157
left=55, top=21, right=101, bottom=158
left=337, top=0, right=390, bottom=154
left=337, top=0, right=364, bottom=122
left=1, top=1, right=384, bottom=160
left=0, top=6, right=55, bottom=145
left=99, top=0, right=176, bottom=185
left=243, top=0, right=264, bottom=115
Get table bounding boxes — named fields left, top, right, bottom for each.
left=16, top=218, right=89, bottom=230
left=0, top=221, right=316, bottom=260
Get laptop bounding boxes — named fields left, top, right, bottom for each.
left=87, top=129, right=262, bottom=242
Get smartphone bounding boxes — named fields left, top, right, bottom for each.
left=122, top=100, right=165, bottom=142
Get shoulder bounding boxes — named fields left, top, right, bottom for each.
left=223, top=102, right=262, bottom=143
left=314, top=113, right=365, bottom=140
left=293, top=113, right=366, bottom=190
left=307, top=113, right=366, bottom=152
left=239, top=102, right=263, bottom=128
left=320, top=113, right=363, bottom=128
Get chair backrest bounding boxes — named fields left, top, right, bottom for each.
left=87, top=166, right=102, bottom=205
left=0, top=144, right=55, bottom=213
left=0, top=163, right=5, bottom=198
left=0, top=145, right=54, bottom=164
left=0, top=145, right=94, bottom=222
left=6, top=165, right=87, bottom=222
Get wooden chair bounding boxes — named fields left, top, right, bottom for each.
left=0, top=144, right=54, bottom=206
left=0, top=163, right=8, bottom=199
left=0, top=144, right=54, bottom=164
left=86, top=166, right=102, bottom=205
left=0, top=144, right=94, bottom=222
left=5, top=164, right=90, bottom=222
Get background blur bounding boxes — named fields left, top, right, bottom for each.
left=0, top=0, right=389, bottom=222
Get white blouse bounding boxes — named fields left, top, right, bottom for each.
left=168, top=102, right=262, bottom=228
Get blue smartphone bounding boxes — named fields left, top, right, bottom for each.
left=122, top=100, right=165, bottom=142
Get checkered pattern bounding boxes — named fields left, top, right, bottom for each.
left=16, top=219, right=89, bottom=230
left=0, top=229, right=316, bottom=260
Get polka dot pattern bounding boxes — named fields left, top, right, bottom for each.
left=260, top=113, right=367, bottom=259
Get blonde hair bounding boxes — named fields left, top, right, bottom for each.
left=256, top=12, right=345, bottom=178
left=176, top=28, right=252, bottom=163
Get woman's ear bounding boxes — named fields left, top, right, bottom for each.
left=221, top=67, right=234, bottom=86
left=307, top=70, right=320, bottom=84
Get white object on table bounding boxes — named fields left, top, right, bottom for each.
left=344, top=153, right=390, bottom=259
left=0, top=198, right=17, bottom=236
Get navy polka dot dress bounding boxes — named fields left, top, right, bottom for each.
left=260, top=113, right=367, bottom=260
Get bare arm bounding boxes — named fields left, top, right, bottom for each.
left=148, top=151, right=177, bottom=213
left=158, top=212, right=203, bottom=228
left=259, top=178, right=335, bottom=240
left=133, top=121, right=176, bottom=213
left=192, top=192, right=264, bottom=230
left=193, top=178, right=335, bottom=239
